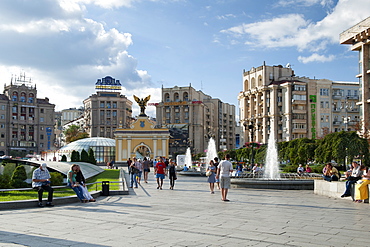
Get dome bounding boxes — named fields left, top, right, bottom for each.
left=59, top=137, right=115, bottom=163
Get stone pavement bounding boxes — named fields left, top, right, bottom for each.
left=0, top=172, right=369, bottom=247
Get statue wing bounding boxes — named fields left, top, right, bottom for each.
left=133, top=95, right=140, bottom=103
left=143, top=95, right=151, bottom=104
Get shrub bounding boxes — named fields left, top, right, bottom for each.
left=0, top=174, right=11, bottom=189
left=71, top=150, right=80, bottom=162
left=50, top=172, right=64, bottom=186
left=282, top=164, right=297, bottom=173
left=10, top=165, right=29, bottom=188
left=61, top=155, right=67, bottom=162
left=80, top=149, right=89, bottom=162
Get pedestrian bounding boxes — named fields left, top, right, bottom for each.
left=142, top=157, right=150, bottom=183
left=341, top=161, right=363, bottom=198
left=213, top=157, right=220, bottom=189
left=322, top=163, right=339, bottom=182
left=32, top=163, right=54, bottom=207
left=127, top=158, right=132, bottom=174
left=67, top=164, right=88, bottom=203
left=130, top=158, right=139, bottom=188
left=75, top=165, right=96, bottom=202
left=206, top=160, right=217, bottom=194
left=136, top=158, right=143, bottom=185
left=168, top=159, right=177, bottom=190
left=155, top=157, right=167, bottom=190
left=216, top=154, right=233, bottom=201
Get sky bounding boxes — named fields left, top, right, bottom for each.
left=0, top=0, right=369, bottom=118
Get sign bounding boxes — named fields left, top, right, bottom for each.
left=309, top=95, right=317, bottom=139
left=149, top=101, right=203, bottom=106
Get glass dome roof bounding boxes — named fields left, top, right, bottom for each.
left=59, top=137, right=115, bottom=152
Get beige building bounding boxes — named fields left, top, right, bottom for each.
left=340, top=16, right=370, bottom=133
left=114, top=116, right=170, bottom=162
left=83, top=76, right=133, bottom=138
left=155, top=85, right=236, bottom=156
left=0, top=74, right=55, bottom=156
left=238, top=64, right=359, bottom=145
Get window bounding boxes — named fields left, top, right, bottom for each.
left=28, top=93, right=34, bottom=103
left=0, top=115, right=4, bottom=119
left=100, top=101, right=105, bottom=108
left=40, top=108, right=44, bottom=114
left=1, top=105, right=4, bottom=110
left=40, top=117, right=44, bottom=122
left=12, top=106, right=17, bottom=113
left=40, top=143, right=44, bottom=147
left=0, top=133, right=4, bottom=138
left=20, top=93, right=26, bottom=102
left=0, top=124, right=4, bottom=128
left=12, top=92, right=18, bottom=101
left=40, top=134, right=44, bottom=140
left=292, top=95, right=306, bottom=100
left=320, top=88, right=329, bottom=96
left=112, top=102, right=117, bottom=108
left=294, top=85, right=306, bottom=91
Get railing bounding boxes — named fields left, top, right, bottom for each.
left=0, top=181, right=124, bottom=193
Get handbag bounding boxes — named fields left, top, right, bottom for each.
left=206, top=170, right=212, bottom=177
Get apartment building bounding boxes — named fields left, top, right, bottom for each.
left=155, top=85, right=236, bottom=156
left=238, top=64, right=359, bottom=145
left=83, top=76, right=133, bottom=138
left=340, top=16, right=370, bottom=133
left=0, top=74, right=55, bottom=156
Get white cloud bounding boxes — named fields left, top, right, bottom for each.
left=221, top=0, right=370, bottom=54
left=0, top=0, right=152, bottom=112
left=277, top=0, right=334, bottom=7
left=298, top=53, right=335, bottom=63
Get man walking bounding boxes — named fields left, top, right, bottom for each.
left=155, top=157, right=167, bottom=190
left=32, top=163, right=54, bottom=207
left=216, top=154, right=233, bottom=202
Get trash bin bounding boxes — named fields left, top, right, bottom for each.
left=102, top=181, right=110, bottom=196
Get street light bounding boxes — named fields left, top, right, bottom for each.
left=243, top=118, right=261, bottom=167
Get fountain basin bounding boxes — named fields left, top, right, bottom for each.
left=231, top=178, right=315, bottom=190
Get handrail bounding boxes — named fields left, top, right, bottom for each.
left=0, top=181, right=124, bottom=193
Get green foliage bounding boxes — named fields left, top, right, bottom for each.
left=3, top=163, right=16, bottom=176
left=61, top=155, right=67, bottom=162
left=71, top=150, right=80, bottom=162
left=282, top=164, right=297, bottom=173
left=50, top=172, right=64, bottom=186
left=64, top=125, right=89, bottom=143
left=10, top=165, right=29, bottom=188
left=193, top=152, right=205, bottom=161
left=80, top=149, right=89, bottom=162
left=88, top=148, right=97, bottom=165
left=0, top=174, right=11, bottom=189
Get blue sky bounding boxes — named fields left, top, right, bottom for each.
left=0, top=0, right=369, bottom=119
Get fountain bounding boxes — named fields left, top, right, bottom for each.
left=263, top=131, right=280, bottom=179
left=230, top=132, right=320, bottom=190
left=205, top=137, right=218, bottom=168
left=184, top=147, right=192, bottom=168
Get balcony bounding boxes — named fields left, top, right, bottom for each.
left=333, top=121, right=341, bottom=125
left=332, top=94, right=342, bottom=100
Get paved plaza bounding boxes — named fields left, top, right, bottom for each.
left=0, top=173, right=369, bottom=247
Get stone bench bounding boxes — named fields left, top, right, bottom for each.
left=314, top=180, right=369, bottom=203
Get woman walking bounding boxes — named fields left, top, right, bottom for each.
left=206, top=160, right=217, bottom=194
left=168, top=159, right=177, bottom=190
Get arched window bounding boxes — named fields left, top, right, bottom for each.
left=12, top=92, right=18, bottom=101
left=165, top=93, right=170, bottom=102
left=244, top=79, right=249, bottom=91
left=28, top=93, right=34, bottom=103
left=20, top=92, right=26, bottom=102
left=174, top=93, right=179, bottom=102
left=183, top=92, right=189, bottom=101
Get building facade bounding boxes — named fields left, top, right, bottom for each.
left=155, top=85, right=236, bottom=156
left=340, top=16, right=370, bottom=134
left=0, top=74, right=55, bottom=156
left=83, top=76, right=133, bottom=138
left=238, top=64, right=359, bottom=145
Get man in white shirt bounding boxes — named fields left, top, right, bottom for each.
left=216, top=154, right=233, bottom=202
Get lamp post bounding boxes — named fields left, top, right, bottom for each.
left=243, top=118, right=261, bottom=167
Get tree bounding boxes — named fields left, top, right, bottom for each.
left=71, top=150, right=80, bottom=162
left=88, top=148, right=97, bottom=165
left=10, top=165, right=28, bottom=188
left=64, top=125, right=89, bottom=144
left=315, top=131, right=369, bottom=168
left=61, top=155, right=67, bottom=162
left=80, top=149, right=89, bottom=162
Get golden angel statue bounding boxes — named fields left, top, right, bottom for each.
left=134, top=95, right=151, bottom=116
